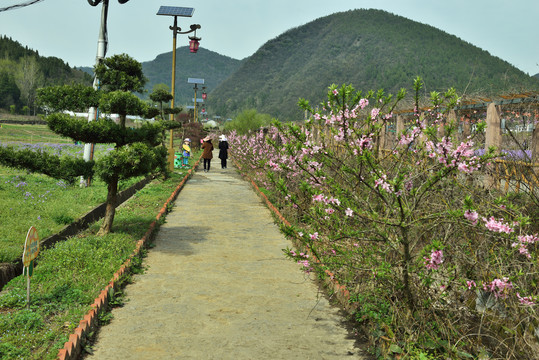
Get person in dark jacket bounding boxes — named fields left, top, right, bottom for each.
left=218, top=134, right=229, bottom=169
left=201, top=136, right=214, bottom=172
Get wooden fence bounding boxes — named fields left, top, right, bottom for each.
left=492, top=159, right=539, bottom=193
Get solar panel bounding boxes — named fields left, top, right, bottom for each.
left=187, top=78, right=205, bottom=84
left=156, top=6, right=194, bottom=17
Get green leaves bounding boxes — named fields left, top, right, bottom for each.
left=36, top=84, right=100, bottom=112
left=94, top=53, right=147, bottom=93
left=149, top=88, right=173, bottom=104
left=157, top=120, right=181, bottom=131
left=95, top=144, right=167, bottom=183
left=0, top=145, right=94, bottom=183
left=46, top=113, right=162, bottom=146
left=224, top=109, right=274, bottom=134
left=99, top=90, right=147, bottom=118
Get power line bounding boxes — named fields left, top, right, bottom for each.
left=0, top=0, right=45, bottom=12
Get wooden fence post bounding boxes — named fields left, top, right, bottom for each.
left=532, top=121, right=539, bottom=164
left=462, top=116, right=471, bottom=141
left=438, top=109, right=455, bottom=139
left=396, top=115, right=404, bottom=146
left=447, top=109, right=456, bottom=138
left=485, top=102, right=502, bottom=188
left=485, top=103, right=502, bottom=150
left=378, top=121, right=387, bottom=152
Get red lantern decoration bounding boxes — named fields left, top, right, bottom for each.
left=202, top=92, right=207, bottom=100
left=189, top=37, right=200, bottom=53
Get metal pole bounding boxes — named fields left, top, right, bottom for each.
left=82, top=0, right=108, bottom=186
left=194, top=84, right=198, bottom=123
left=26, top=274, right=30, bottom=309
left=168, top=16, right=178, bottom=171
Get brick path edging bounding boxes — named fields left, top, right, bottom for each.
left=57, top=159, right=201, bottom=360
left=233, top=160, right=358, bottom=315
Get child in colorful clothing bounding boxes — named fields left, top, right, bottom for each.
left=182, top=138, right=191, bottom=167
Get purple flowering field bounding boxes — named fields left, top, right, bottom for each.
left=475, top=148, right=533, bottom=161
left=0, top=141, right=114, bottom=263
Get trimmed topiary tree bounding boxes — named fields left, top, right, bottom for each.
left=0, top=53, right=167, bottom=235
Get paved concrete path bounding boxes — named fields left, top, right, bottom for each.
left=87, top=160, right=363, bottom=359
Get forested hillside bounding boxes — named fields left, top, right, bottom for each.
left=140, top=47, right=242, bottom=107
left=207, top=9, right=539, bottom=121
left=0, top=35, right=92, bottom=115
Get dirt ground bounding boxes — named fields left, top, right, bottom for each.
left=85, top=159, right=365, bottom=359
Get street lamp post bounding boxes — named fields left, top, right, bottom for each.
left=193, top=83, right=198, bottom=123
left=157, top=6, right=201, bottom=171
left=188, top=78, right=204, bottom=124
left=83, top=0, right=132, bottom=186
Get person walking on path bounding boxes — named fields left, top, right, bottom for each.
left=181, top=138, right=191, bottom=167
left=218, top=134, right=229, bottom=169
left=201, top=136, right=214, bottom=172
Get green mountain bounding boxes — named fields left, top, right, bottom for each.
left=0, top=35, right=92, bottom=112
left=73, top=48, right=242, bottom=109
left=207, top=9, right=539, bottom=121
left=140, top=47, right=243, bottom=107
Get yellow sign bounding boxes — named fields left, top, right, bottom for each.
left=22, top=226, right=39, bottom=267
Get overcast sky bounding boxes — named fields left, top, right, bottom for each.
left=1, top=0, right=538, bottom=75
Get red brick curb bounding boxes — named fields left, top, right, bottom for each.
left=233, top=160, right=358, bottom=314
left=57, top=158, right=201, bottom=360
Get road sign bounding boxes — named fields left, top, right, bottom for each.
left=22, top=226, right=39, bottom=267
left=22, top=226, right=39, bottom=308
left=187, top=78, right=204, bottom=84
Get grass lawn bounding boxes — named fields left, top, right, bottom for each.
left=0, top=162, right=196, bottom=359
left=0, top=124, right=73, bottom=144
left=0, top=165, right=143, bottom=264
left=0, top=122, right=195, bottom=358
left=0, top=125, right=183, bottom=264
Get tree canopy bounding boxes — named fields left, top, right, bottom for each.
left=1, top=53, right=167, bottom=235
left=0, top=35, right=92, bottom=114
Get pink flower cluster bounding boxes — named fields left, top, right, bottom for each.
left=302, top=141, right=322, bottom=156
left=425, top=138, right=481, bottom=174
left=464, top=210, right=479, bottom=226
left=358, top=98, right=369, bottom=109
left=517, top=293, right=536, bottom=306
left=511, top=234, right=538, bottom=259
left=312, top=193, right=341, bottom=206
left=398, top=126, right=422, bottom=146
left=374, top=174, right=392, bottom=193
left=370, top=107, right=380, bottom=120
left=289, top=250, right=313, bottom=273
left=483, top=216, right=514, bottom=234
left=310, top=97, right=370, bottom=130
left=483, top=277, right=513, bottom=299
left=424, top=249, right=444, bottom=270
left=353, top=134, right=374, bottom=155
left=230, top=127, right=316, bottom=187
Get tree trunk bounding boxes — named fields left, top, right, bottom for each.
left=119, top=113, right=126, bottom=128
left=400, top=228, right=415, bottom=311
left=98, top=175, right=118, bottom=235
